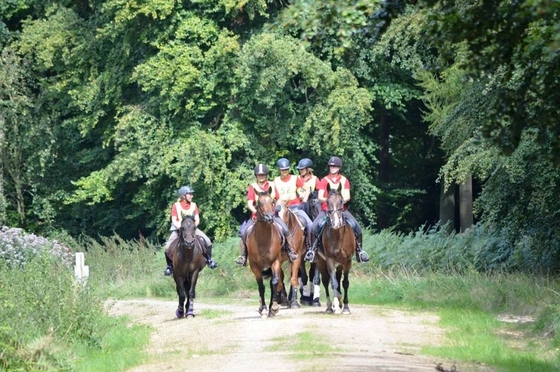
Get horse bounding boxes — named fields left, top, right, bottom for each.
left=171, top=215, right=208, bottom=318
left=278, top=202, right=306, bottom=308
left=299, top=194, right=322, bottom=306
left=245, top=190, right=285, bottom=318
left=316, top=186, right=356, bottom=314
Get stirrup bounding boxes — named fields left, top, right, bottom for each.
left=235, top=255, right=246, bottom=266
left=207, top=258, right=218, bottom=269
left=288, top=250, right=299, bottom=262
left=164, top=266, right=173, bottom=276
left=357, top=250, right=370, bottom=263
left=304, top=249, right=315, bottom=262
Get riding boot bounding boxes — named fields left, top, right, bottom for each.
left=235, top=240, right=247, bottom=266
left=205, top=245, right=218, bottom=269
left=355, top=234, right=370, bottom=263
left=164, top=253, right=173, bottom=276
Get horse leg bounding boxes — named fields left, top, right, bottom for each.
left=311, top=262, right=321, bottom=307
left=175, top=277, right=186, bottom=318
left=289, top=261, right=301, bottom=309
left=186, top=271, right=199, bottom=318
left=317, top=259, right=332, bottom=313
left=327, top=260, right=341, bottom=314
left=341, top=267, right=351, bottom=315
left=256, top=276, right=268, bottom=318
left=269, top=269, right=281, bottom=317
left=334, top=265, right=344, bottom=313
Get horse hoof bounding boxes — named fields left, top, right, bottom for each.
left=290, top=301, right=301, bottom=309
left=342, top=309, right=351, bottom=315
left=271, top=302, right=280, bottom=314
left=312, top=299, right=321, bottom=307
left=176, top=309, right=184, bottom=318
left=187, top=314, right=195, bottom=319
left=325, top=308, right=334, bottom=314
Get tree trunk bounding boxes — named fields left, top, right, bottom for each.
left=439, top=177, right=455, bottom=233
left=377, top=109, right=390, bottom=229
left=459, top=175, right=473, bottom=232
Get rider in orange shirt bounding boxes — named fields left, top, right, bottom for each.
left=304, top=157, right=370, bottom=263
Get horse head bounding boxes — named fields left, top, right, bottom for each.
left=326, top=184, right=345, bottom=229
left=179, top=214, right=197, bottom=248
left=256, top=189, right=275, bottom=223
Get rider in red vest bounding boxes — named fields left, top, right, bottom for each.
left=235, top=163, right=299, bottom=266
left=296, top=158, right=320, bottom=219
left=304, top=157, right=370, bottom=263
left=163, top=186, right=217, bottom=275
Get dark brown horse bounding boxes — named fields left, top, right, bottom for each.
left=278, top=202, right=306, bottom=308
left=171, top=215, right=207, bottom=318
left=316, top=186, right=356, bottom=314
left=246, top=190, right=285, bottom=317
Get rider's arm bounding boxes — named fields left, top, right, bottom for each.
left=247, top=199, right=257, bottom=214
left=342, top=178, right=351, bottom=203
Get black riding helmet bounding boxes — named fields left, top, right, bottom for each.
left=254, top=164, right=269, bottom=175
left=177, top=185, right=194, bottom=197
left=277, top=158, right=290, bottom=170
left=327, top=156, right=342, bottom=167
left=296, top=158, right=313, bottom=170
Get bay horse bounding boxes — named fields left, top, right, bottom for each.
left=278, top=202, right=306, bottom=308
left=316, top=186, right=356, bottom=314
left=245, top=190, right=285, bottom=318
left=171, top=215, right=207, bottom=318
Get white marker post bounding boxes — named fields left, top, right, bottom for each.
left=74, top=252, right=89, bottom=285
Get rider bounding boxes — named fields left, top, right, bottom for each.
left=163, top=185, right=218, bottom=276
left=235, top=164, right=299, bottom=266
left=303, top=156, right=370, bottom=263
left=296, top=158, right=320, bottom=218
left=274, top=157, right=313, bottom=236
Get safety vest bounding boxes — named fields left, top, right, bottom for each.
left=251, top=182, right=276, bottom=199
left=274, top=175, right=298, bottom=202
left=325, top=175, right=348, bottom=191
left=174, top=201, right=197, bottom=221
left=298, top=174, right=318, bottom=195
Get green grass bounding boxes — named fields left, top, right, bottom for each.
left=267, top=331, right=339, bottom=359
left=3, top=229, right=560, bottom=371
left=73, top=319, right=150, bottom=372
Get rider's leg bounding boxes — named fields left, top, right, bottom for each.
left=344, top=211, right=369, bottom=263
left=235, top=239, right=247, bottom=266
left=304, top=211, right=326, bottom=262
left=235, top=220, right=253, bottom=266
left=274, top=216, right=298, bottom=261
left=196, top=229, right=217, bottom=269
left=163, top=231, right=178, bottom=276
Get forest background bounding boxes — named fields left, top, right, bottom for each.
left=1, top=0, right=559, bottom=273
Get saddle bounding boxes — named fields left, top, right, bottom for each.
left=242, top=220, right=287, bottom=248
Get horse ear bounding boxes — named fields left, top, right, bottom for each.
left=327, top=183, right=332, bottom=192
left=267, top=187, right=272, bottom=195
left=336, top=184, right=342, bottom=194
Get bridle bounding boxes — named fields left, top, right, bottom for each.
left=326, top=192, right=345, bottom=229
left=255, top=192, right=275, bottom=223
left=179, top=216, right=197, bottom=248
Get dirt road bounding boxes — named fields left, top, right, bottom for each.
left=108, top=298, right=491, bottom=372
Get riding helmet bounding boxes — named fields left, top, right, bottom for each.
left=327, top=156, right=343, bottom=167
left=277, top=158, right=290, bottom=170
left=177, top=185, right=195, bottom=197
left=296, top=158, right=313, bottom=170
left=254, top=164, right=269, bottom=175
